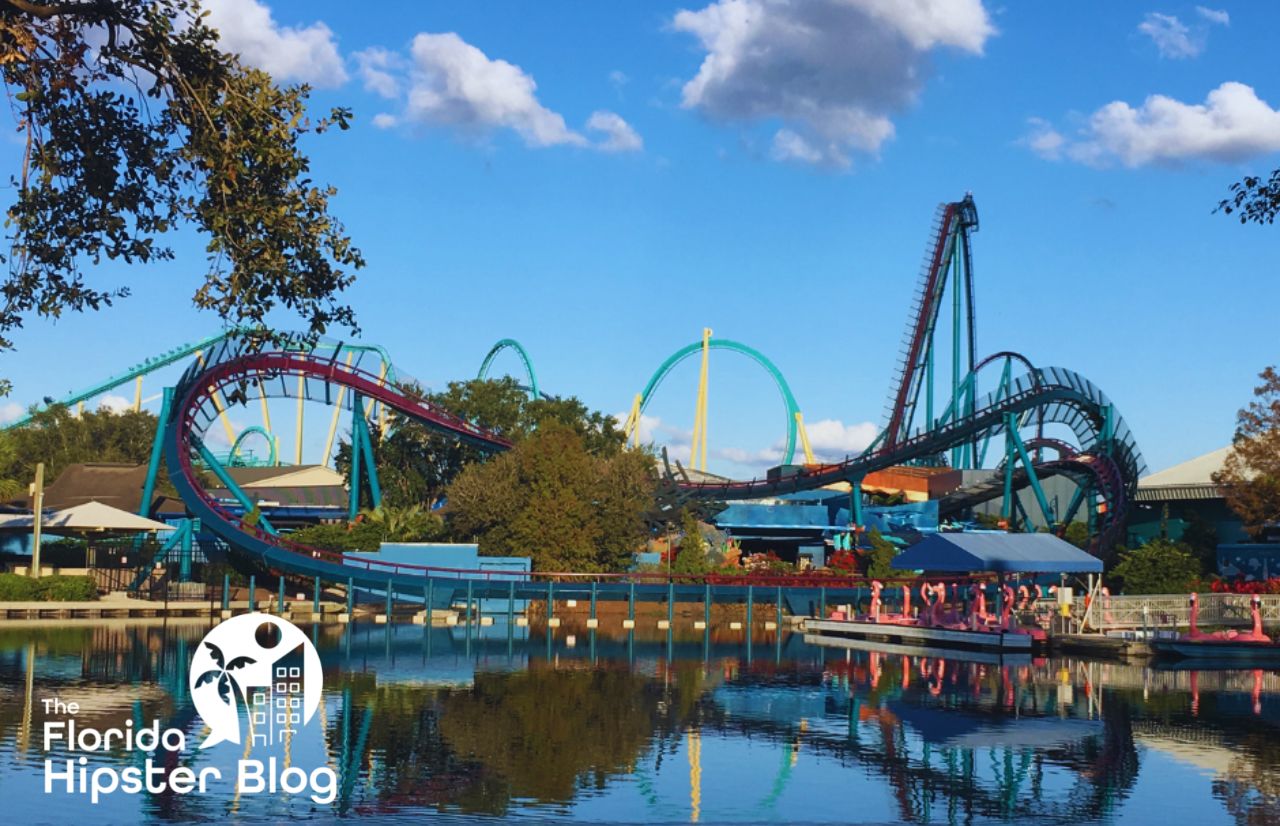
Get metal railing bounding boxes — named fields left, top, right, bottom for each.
left=1076, top=592, right=1280, bottom=630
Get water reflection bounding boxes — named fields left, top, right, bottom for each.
left=1, top=621, right=1279, bottom=823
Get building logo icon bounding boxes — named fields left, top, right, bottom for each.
left=188, top=612, right=322, bottom=749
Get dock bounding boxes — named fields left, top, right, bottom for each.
left=803, top=617, right=1033, bottom=653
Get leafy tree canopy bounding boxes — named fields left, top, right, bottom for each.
left=1219, top=169, right=1280, bottom=225
left=865, top=528, right=910, bottom=580
left=287, top=505, right=443, bottom=553
left=672, top=509, right=711, bottom=574
left=0, top=0, right=363, bottom=393
left=1109, top=539, right=1200, bottom=595
left=445, top=421, right=654, bottom=572
left=1212, top=366, right=1280, bottom=537
left=338, top=377, right=629, bottom=509
left=0, top=403, right=161, bottom=497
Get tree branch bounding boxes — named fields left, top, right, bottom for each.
left=1, top=0, right=109, bottom=20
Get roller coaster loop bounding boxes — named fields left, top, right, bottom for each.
left=227, top=425, right=278, bottom=466
left=625, top=337, right=806, bottom=466
left=477, top=338, right=541, bottom=399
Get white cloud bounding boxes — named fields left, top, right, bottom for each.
left=0, top=402, right=22, bottom=425
left=801, top=418, right=880, bottom=462
left=1022, top=116, right=1066, bottom=161
left=353, top=47, right=404, bottom=98
left=98, top=394, right=132, bottom=414
left=612, top=412, right=690, bottom=447
left=672, top=0, right=994, bottom=168
left=203, top=0, right=347, bottom=87
left=587, top=110, right=643, bottom=152
left=609, top=70, right=630, bottom=89
left=771, top=129, right=826, bottom=165
left=365, top=32, right=642, bottom=153
left=1137, top=12, right=1201, bottom=59
left=1196, top=6, right=1230, bottom=26
left=399, top=32, right=587, bottom=148
left=1032, top=82, right=1280, bottom=167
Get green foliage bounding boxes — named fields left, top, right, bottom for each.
left=1110, top=539, right=1201, bottom=594
left=0, top=0, right=363, bottom=388
left=972, top=512, right=1003, bottom=530
left=338, top=377, right=628, bottom=509
left=0, top=573, right=96, bottom=601
left=1219, top=169, right=1280, bottom=225
left=0, top=404, right=166, bottom=499
left=287, top=520, right=384, bottom=553
left=672, top=510, right=711, bottom=575
left=362, top=504, right=444, bottom=543
left=1062, top=521, right=1091, bottom=550
left=445, top=422, right=654, bottom=572
left=865, top=529, right=910, bottom=579
left=1213, top=366, right=1280, bottom=538
left=866, top=489, right=907, bottom=506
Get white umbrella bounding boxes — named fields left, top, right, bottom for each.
left=0, top=500, right=174, bottom=534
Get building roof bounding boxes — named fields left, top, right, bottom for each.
left=891, top=532, right=1102, bottom=574
left=1140, top=447, right=1232, bottom=487
left=1136, top=446, right=1234, bottom=502
left=224, top=465, right=345, bottom=488
left=212, top=484, right=347, bottom=509
left=36, top=463, right=150, bottom=512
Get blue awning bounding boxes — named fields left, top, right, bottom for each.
left=891, top=532, right=1102, bottom=574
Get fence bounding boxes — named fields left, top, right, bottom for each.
left=1076, top=592, right=1280, bottom=631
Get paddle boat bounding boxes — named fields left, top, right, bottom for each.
left=1151, top=593, right=1280, bottom=662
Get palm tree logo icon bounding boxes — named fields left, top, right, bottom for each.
left=188, top=612, right=322, bottom=749
left=194, top=642, right=256, bottom=710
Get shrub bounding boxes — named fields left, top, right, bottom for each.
left=0, top=573, right=97, bottom=602
left=287, top=520, right=385, bottom=553
left=0, top=573, right=37, bottom=601
left=1110, top=539, right=1200, bottom=594
left=35, top=575, right=97, bottom=601
left=866, top=529, right=911, bottom=579
left=827, top=550, right=860, bottom=574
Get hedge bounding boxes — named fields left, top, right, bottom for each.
left=0, top=573, right=98, bottom=602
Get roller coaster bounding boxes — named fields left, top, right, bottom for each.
left=6, top=194, right=1143, bottom=600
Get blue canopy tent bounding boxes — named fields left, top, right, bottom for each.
left=891, top=533, right=1102, bottom=574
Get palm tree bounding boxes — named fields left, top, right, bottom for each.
left=196, top=641, right=256, bottom=708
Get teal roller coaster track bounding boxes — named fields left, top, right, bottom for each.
left=6, top=194, right=1144, bottom=600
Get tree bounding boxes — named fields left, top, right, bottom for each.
left=286, top=519, right=384, bottom=554
left=672, top=510, right=710, bottom=575
left=362, top=504, right=443, bottom=544
left=1219, top=169, right=1280, bottom=225
left=0, top=403, right=162, bottom=494
left=337, top=377, right=629, bottom=509
left=1109, top=539, right=1200, bottom=594
left=0, top=0, right=363, bottom=393
left=445, top=422, right=654, bottom=572
left=865, top=529, right=909, bottom=579
left=1212, top=366, right=1280, bottom=537
left=1062, top=520, right=1091, bottom=550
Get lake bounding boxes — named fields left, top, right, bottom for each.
left=1, top=620, right=1276, bottom=824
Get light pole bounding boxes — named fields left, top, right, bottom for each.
left=30, top=463, right=44, bottom=578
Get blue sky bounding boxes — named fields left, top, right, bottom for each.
left=4, top=1, right=1280, bottom=476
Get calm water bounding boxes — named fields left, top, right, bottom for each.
left=2, top=620, right=1279, bottom=824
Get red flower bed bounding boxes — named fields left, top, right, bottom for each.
left=1207, top=576, right=1280, bottom=594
